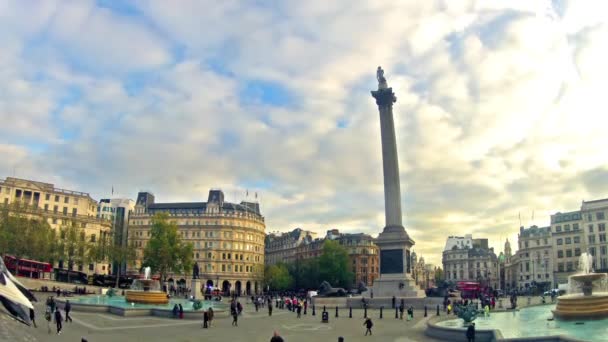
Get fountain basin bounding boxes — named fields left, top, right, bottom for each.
left=552, top=293, right=608, bottom=320
left=126, top=278, right=168, bottom=304
left=125, top=290, right=169, bottom=304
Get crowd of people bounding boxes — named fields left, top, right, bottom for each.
left=42, top=295, right=72, bottom=335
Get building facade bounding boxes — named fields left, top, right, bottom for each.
left=505, top=198, right=608, bottom=291
left=128, top=189, right=265, bottom=296
left=442, top=235, right=500, bottom=289
left=98, top=198, right=135, bottom=276
left=265, top=228, right=317, bottom=265
left=0, top=177, right=112, bottom=274
left=293, top=229, right=380, bottom=287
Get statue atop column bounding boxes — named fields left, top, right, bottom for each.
left=377, top=66, right=388, bottom=90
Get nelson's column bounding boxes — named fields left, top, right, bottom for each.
left=369, top=67, right=424, bottom=298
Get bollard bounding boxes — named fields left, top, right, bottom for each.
left=336, top=306, right=339, bottom=318
left=324, top=305, right=326, bottom=312
left=338, top=337, right=344, bottom=342
left=349, top=306, right=352, bottom=318
left=436, top=305, right=440, bottom=316
left=364, top=307, right=367, bottom=318
left=395, top=307, right=399, bottom=319
left=424, top=305, right=427, bottom=317
left=380, top=306, right=383, bottom=319
left=312, top=305, right=316, bottom=316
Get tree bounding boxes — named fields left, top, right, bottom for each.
left=110, top=242, right=137, bottom=288
left=142, top=213, right=194, bottom=281
left=264, top=263, right=293, bottom=291
left=318, top=239, right=354, bottom=289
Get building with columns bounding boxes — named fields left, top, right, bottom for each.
left=0, top=177, right=113, bottom=274
left=128, top=189, right=265, bottom=296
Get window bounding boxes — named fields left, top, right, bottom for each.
left=64, top=197, right=69, bottom=204
left=44, top=204, right=49, bottom=211
left=45, top=194, right=50, bottom=201
left=558, top=263, right=564, bottom=272
left=573, top=223, right=579, bottom=230
left=566, top=262, right=573, bottom=271
left=55, top=195, right=60, bottom=202
left=588, top=214, right=593, bottom=221
left=544, top=238, right=548, bottom=245
left=566, top=250, right=572, bottom=258
left=565, top=224, right=570, bottom=231
left=72, top=208, right=77, bottom=217
left=525, top=262, right=530, bottom=272
left=574, top=236, right=580, bottom=243
left=590, top=247, right=596, bottom=256
left=525, top=241, right=529, bottom=248
left=557, top=251, right=564, bottom=258
left=589, top=225, right=594, bottom=233
left=600, top=223, right=606, bottom=232
left=221, top=265, right=226, bottom=272
left=601, top=234, right=607, bottom=242
left=556, top=225, right=562, bottom=232
left=91, top=234, right=96, bottom=242
left=565, top=237, right=572, bottom=244
left=557, top=238, right=563, bottom=245
left=53, top=205, right=58, bottom=213
left=575, top=248, right=581, bottom=257
left=589, top=235, right=596, bottom=244
left=89, top=264, right=94, bottom=271
left=62, top=207, right=68, bottom=215
left=597, top=212, right=605, bottom=220
left=601, top=246, right=607, bottom=256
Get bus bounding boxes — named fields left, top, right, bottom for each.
left=457, top=281, right=482, bottom=299
left=53, top=268, right=89, bottom=285
left=3, top=255, right=52, bottom=279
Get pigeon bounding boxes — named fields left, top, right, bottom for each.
left=0, top=257, right=36, bottom=325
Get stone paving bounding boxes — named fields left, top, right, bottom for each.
left=1, top=299, right=441, bottom=342
left=0, top=296, right=551, bottom=341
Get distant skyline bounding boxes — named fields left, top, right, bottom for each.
left=1, top=1, right=607, bottom=265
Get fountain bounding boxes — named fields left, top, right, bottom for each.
left=125, top=267, right=169, bottom=305
left=552, top=252, right=608, bottom=320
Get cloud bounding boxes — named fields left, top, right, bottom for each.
left=0, top=0, right=607, bottom=265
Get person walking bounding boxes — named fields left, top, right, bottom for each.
left=232, top=309, right=238, bottom=326
left=399, top=302, right=405, bottom=320
left=65, top=300, right=73, bottom=323
left=172, top=304, right=179, bottom=319
left=466, top=322, right=476, bottom=342
left=208, top=307, right=214, bottom=327
left=392, top=295, right=396, bottom=309
left=268, top=302, right=273, bottom=316
left=363, top=317, right=373, bottom=336
left=54, top=308, right=63, bottom=335
left=29, top=308, right=37, bottom=328
left=179, top=304, right=184, bottom=319
left=202, top=310, right=209, bottom=329
left=45, top=307, right=52, bottom=334
left=296, top=303, right=302, bottom=318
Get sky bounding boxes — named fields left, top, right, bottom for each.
left=1, top=0, right=607, bottom=265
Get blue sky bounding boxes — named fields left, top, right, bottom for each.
left=1, top=0, right=607, bottom=264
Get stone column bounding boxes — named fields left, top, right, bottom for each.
left=371, top=87, right=404, bottom=232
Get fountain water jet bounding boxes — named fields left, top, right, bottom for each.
left=552, top=253, right=608, bottom=320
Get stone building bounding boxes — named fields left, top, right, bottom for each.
left=264, top=228, right=317, bottom=265
left=442, top=235, right=499, bottom=289
left=128, top=189, right=265, bottom=296
left=512, top=225, right=553, bottom=292
left=0, top=177, right=112, bottom=274
left=293, top=229, right=380, bottom=287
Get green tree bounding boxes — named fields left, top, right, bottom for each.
left=264, top=263, right=293, bottom=291
left=142, top=213, right=194, bottom=281
left=318, top=239, right=353, bottom=289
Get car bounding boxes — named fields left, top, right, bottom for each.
left=543, top=289, right=559, bottom=296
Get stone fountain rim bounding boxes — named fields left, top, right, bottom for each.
left=570, top=273, right=606, bottom=281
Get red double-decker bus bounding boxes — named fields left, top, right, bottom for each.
left=457, top=281, right=482, bottom=299
left=3, top=255, right=53, bottom=279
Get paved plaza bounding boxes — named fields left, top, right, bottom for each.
left=1, top=298, right=441, bottom=342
